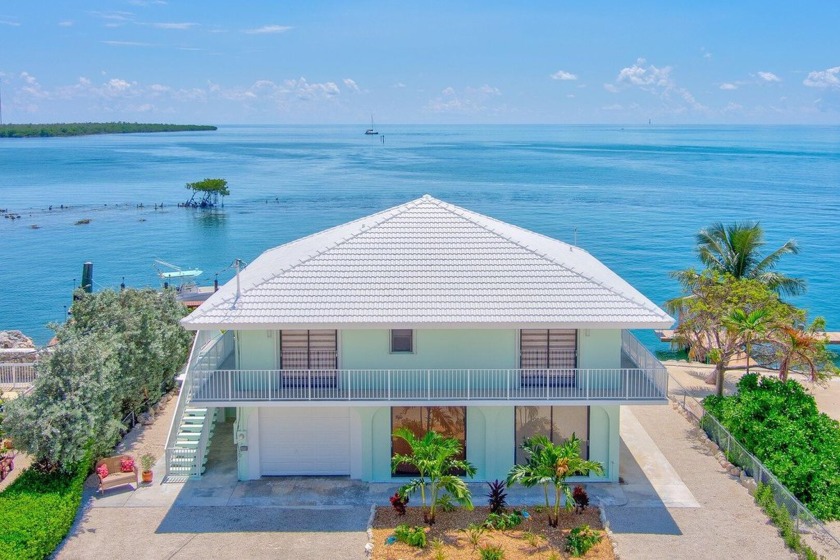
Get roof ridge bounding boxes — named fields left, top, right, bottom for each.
left=426, top=197, right=667, bottom=319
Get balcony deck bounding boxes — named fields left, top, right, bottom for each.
left=188, top=364, right=666, bottom=406
left=181, top=330, right=669, bottom=406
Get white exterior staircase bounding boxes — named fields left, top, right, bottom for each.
left=165, top=330, right=233, bottom=481
left=167, top=406, right=217, bottom=478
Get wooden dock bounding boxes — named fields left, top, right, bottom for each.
left=655, top=329, right=840, bottom=345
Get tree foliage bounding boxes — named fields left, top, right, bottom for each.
left=694, top=221, right=805, bottom=296
left=391, top=428, right=477, bottom=524
left=184, top=178, right=229, bottom=208
left=666, top=271, right=798, bottom=395
left=705, top=374, right=840, bottom=520
left=3, top=288, right=191, bottom=469
left=507, top=434, right=604, bottom=528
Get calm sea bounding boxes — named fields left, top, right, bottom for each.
left=1, top=125, right=838, bottom=349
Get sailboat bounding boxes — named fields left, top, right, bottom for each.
left=364, top=115, right=378, bottom=135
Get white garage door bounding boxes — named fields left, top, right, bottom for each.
left=259, top=407, right=351, bottom=476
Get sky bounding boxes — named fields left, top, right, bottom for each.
left=1, top=1, right=839, bottom=125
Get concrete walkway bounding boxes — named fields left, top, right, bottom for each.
left=604, top=404, right=795, bottom=560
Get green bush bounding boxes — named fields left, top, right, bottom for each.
left=565, top=524, right=602, bottom=557
left=394, top=524, right=427, bottom=548
left=478, top=543, right=505, bottom=560
left=754, top=484, right=821, bottom=560
left=483, top=511, right=523, bottom=530
left=704, top=373, right=840, bottom=520
left=0, top=459, right=90, bottom=560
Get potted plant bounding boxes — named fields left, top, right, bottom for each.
left=140, top=453, right=155, bottom=484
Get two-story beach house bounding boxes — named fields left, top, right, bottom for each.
left=166, top=195, right=673, bottom=484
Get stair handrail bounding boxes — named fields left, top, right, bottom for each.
left=164, top=330, right=228, bottom=476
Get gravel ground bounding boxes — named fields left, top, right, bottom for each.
left=604, top=404, right=797, bottom=560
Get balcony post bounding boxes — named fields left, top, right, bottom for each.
left=466, top=370, right=470, bottom=400
left=388, top=370, right=391, bottom=401
left=427, top=369, right=431, bottom=401
left=228, top=370, right=232, bottom=401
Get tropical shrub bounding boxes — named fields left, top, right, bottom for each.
left=391, top=429, right=477, bottom=524
left=507, top=434, right=604, bottom=527
left=483, top=511, right=522, bottom=531
left=461, top=523, right=486, bottom=549
left=486, top=479, right=508, bottom=513
left=565, top=524, right=602, bottom=557
left=389, top=491, right=408, bottom=515
left=394, top=524, right=427, bottom=548
left=572, top=485, right=589, bottom=513
left=704, top=374, right=840, bottom=520
left=0, top=454, right=90, bottom=560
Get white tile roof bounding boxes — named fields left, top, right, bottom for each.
left=182, top=195, right=673, bottom=330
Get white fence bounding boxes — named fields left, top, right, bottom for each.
left=0, top=362, right=37, bottom=389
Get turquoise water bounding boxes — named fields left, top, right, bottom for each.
left=1, top=125, right=838, bottom=347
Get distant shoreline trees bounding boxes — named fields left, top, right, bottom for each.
left=0, top=122, right=216, bottom=138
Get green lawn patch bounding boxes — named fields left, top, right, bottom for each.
left=0, top=462, right=88, bottom=560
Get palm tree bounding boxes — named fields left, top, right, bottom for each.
left=724, top=308, right=771, bottom=374
left=695, top=221, right=805, bottom=296
left=507, top=434, right=604, bottom=527
left=774, top=326, right=829, bottom=382
left=391, top=428, right=477, bottom=524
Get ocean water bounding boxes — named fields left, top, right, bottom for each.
left=1, top=125, right=838, bottom=349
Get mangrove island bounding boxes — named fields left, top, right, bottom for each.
left=0, top=122, right=217, bottom=138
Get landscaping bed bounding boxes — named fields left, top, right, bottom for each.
left=371, top=505, right=614, bottom=559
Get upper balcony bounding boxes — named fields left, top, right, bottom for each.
left=182, top=330, right=668, bottom=406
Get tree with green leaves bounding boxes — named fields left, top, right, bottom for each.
left=3, top=288, right=191, bottom=470
left=507, top=434, right=603, bottom=528
left=666, top=271, right=798, bottom=396
left=184, top=178, right=229, bottom=208
left=3, top=331, right=123, bottom=470
left=694, top=221, right=805, bottom=296
left=391, top=428, right=477, bottom=524
left=723, top=308, right=771, bottom=375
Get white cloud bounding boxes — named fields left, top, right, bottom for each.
left=245, top=24, right=291, bottom=35
left=550, top=70, right=577, bottom=81
left=609, top=58, right=706, bottom=112
left=102, top=40, right=155, bottom=47
left=58, top=20, right=74, bottom=27
left=757, top=71, right=781, bottom=82
left=0, top=18, right=21, bottom=26
left=803, top=66, right=840, bottom=89
left=90, top=11, right=134, bottom=26
left=107, top=78, right=132, bottom=92
left=426, top=84, right=502, bottom=114
left=392, top=82, right=406, bottom=89
left=720, top=83, right=738, bottom=90
left=152, top=22, right=196, bottom=30
left=616, top=58, right=673, bottom=88
left=342, top=78, right=360, bottom=92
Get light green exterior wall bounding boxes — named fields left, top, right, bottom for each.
left=577, top=329, right=621, bottom=368
left=340, top=329, right=518, bottom=369
left=235, top=330, right=277, bottom=369
left=350, top=404, right=618, bottom=483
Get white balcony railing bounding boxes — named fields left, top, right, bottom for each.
left=187, top=366, right=667, bottom=403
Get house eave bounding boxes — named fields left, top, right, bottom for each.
left=180, top=319, right=675, bottom=331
